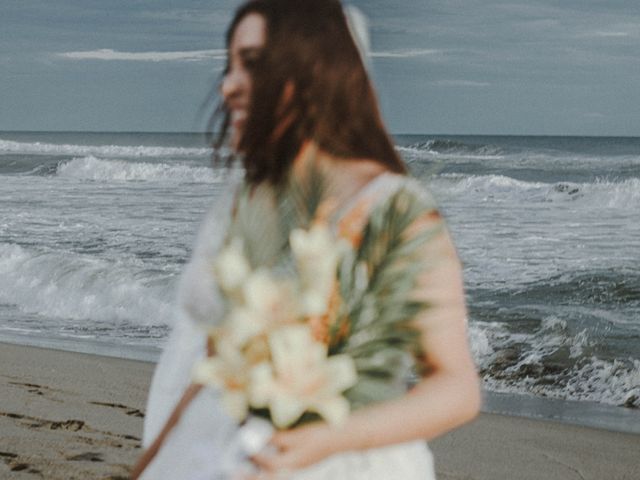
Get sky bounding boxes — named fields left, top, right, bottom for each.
left=1, top=0, right=639, bottom=135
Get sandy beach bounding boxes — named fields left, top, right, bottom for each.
left=0, top=342, right=638, bottom=480
left=0, top=343, right=150, bottom=479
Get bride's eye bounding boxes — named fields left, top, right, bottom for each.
left=240, top=48, right=264, bottom=71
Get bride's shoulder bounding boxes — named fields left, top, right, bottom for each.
left=370, top=172, right=438, bottom=213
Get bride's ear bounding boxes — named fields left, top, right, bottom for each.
left=275, top=80, right=295, bottom=118
left=269, top=80, right=297, bottom=144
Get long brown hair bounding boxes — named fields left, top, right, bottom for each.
left=213, top=0, right=407, bottom=186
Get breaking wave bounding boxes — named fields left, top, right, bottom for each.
left=398, top=139, right=504, bottom=159
left=0, top=138, right=211, bottom=158
left=0, top=243, right=174, bottom=326
left=432, top=174, right=640, bottom=208
left=56, top=156, right=220, bottom=183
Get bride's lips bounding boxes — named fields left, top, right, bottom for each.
left=230, top=109, right=247, bottom=130
left=228, top=108, right=247, bottom=148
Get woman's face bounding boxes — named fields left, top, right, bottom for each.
left=222, top=13, right=266, bottom=150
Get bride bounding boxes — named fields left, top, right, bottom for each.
left=139, top=0, right=480, bottom=478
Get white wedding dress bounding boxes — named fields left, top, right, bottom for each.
left=141, top=172, right=437, bottom=480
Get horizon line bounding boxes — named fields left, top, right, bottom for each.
left=1, top=129, right=639, bottom=139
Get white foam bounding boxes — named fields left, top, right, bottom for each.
left=0, top=243, right=174, bottom=326
left=484, top=357, right=640, bottom=407
left=396, top=145, right=502, bottom=161
left=564, top=359, right=640, bottom=406
left=397, top=139, right=504, bottom=158
left=468, top=322, right=495, bottom=365
left=432, top=174, right=640, bottom=208
left=0, top=138, right=211, bottom=157
left=472, top=314, right=640, bottom=407
left=56, top=156, right=220, bottom=183
left=588, top=177, right=640, bottom=207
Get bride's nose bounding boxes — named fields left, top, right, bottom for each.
left=221, top=68, right=247, bottom=102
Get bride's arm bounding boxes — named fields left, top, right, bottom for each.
left=252, top=215, right=481, bottom=473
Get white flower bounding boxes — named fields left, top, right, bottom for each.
left=290, top=224, right=345, bottom=316
left=248, top=325, right=357, bottom=428
left=243, top=269, right=296, bottom=319
left=224, top=268, right=300, bottom=347
left=226, top=307, right=264, bottom=347
left=214, top=238, right=251, bottom=293
left=192, top=341, right=250, bottom=421
left=300, top=290, right=329, bottom=317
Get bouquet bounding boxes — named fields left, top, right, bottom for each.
left=193, top=175, right=440, bottom=432
left=131, top=174, right=440, bottom=479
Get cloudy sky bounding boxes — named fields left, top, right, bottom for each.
left=1, top=0, right=639, bottom=135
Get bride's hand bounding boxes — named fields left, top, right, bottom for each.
left=248, top=422, right=337, bottom=477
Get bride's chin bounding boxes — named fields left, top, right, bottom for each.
left=229, top=128, right=243, bottom=152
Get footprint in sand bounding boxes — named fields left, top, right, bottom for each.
left=0, top=412, right=85, bottom=431
left=29, top=418, right=85, bottom=431
left=8, top=381, right=48, bottom=396
left=66, top=451, right=104, bottom=462
left=0, top=452, right=41, bottom=475
left=7, top=381, right=64, bottom=403
left=89, top=401, right=145, bottom=418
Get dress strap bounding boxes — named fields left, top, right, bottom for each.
left=330, top=172, right=440, bottom=246
left=331, top=172, right=396, bottom=225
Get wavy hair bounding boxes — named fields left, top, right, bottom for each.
left=212, top=0, right=406, bottom=186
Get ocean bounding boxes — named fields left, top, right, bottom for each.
left=1, top=131, right=638, bottom=432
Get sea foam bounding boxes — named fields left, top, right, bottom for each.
left=0, top=139, right=211, bottom=158
left=432, top=174, right=640, bottom=208
left=0, top=243, right=174, bottom=326
left=472, top=317, right=640, bottom=408
left=398, top=139, right=504, bottom=159
left=56, top=156, right=221, bottom=183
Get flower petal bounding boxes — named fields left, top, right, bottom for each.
left=214, top=238, right=250, bottom=292
left=271, top=393, right=306, bottom=428
left=248, top=362, right=274, bottom=408
left=326, top=354, right=358, bottom=392
left=227, top=307, right=264, bottom=346
left=244, top=269, right=279, bottom=312
left=192, top=358, right=223, bottom=387
left=301, top=291, right=329, bottom=316
left=312, top=396, right=350, bottom=427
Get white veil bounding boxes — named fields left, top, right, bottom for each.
left=343, top=5, right=372, bottom=72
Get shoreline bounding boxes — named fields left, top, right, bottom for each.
left=1, top=334, right=638, bottom=434
left=1, top=342, right=639, bottom=479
